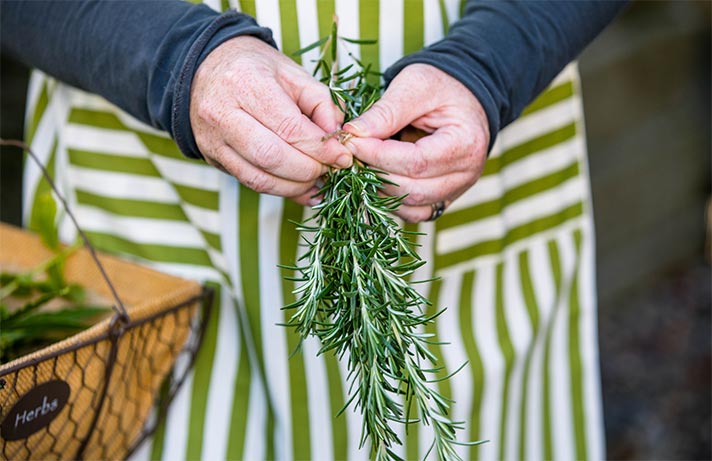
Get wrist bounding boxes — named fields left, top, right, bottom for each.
left=171, top=11, right=276, bottom=160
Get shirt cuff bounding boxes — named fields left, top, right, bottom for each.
left=171, top=11, right=276, bottom=160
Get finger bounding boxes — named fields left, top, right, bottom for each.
left=392, top=203, right=440, bottom=224
left=283, top=67, right=345, bottom=133
left=347, top=127, right=469, bottom=179
left=342, top=77, right=434, bottom=139
left=207, top=143, right=317, bottom=198
left=374, top=170, right=474, bottom=207
left=218, top=109, right=330, bottom=182
left=290, top=186, right=323, bottom=207
left=239, top=76, right=352, bottom=169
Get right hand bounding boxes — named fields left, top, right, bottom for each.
left=344, top=64, right=489, bottom=222
left=190, top=36, right=352, bottom=205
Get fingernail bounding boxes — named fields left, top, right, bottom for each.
left=308, top=195, right=323, bottom=206
left=344, top=140, right=357, bottom=156
left=344, top=119, right=366, bottom=136
left=336, top=154, right=352, bottom=169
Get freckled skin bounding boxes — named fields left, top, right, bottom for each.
left=189, top=36, right=352, bottom=205
left=191, top=39, right=489, bottom=223
left=345, top=64, right=490, bottom=223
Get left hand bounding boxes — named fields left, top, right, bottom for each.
left=343, top=63, right=490, bottom=223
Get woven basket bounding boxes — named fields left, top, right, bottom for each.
left=0, top=223, right=212, bottom=460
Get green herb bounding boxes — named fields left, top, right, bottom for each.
left=283, top=19, right=482, bottom=461
left=0, top=192, right=108, bottom=364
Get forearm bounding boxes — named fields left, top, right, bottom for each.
left=384, top=0, right=628, bottom=150
left=0, top=0, right=275, bottom=158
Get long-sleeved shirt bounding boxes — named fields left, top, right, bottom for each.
left=1, top=0, right=627, bottom=158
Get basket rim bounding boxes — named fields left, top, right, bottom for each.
left=0, top=223, right=208, bottom=375
left=0, top=287, right=211, bottom=376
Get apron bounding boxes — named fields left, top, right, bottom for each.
left=23, top=1, right=604, bottom=460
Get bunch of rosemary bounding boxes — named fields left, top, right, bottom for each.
left=283, top=21, right=478, bottom=461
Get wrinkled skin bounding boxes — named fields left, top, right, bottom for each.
left=191, top=38, right=489, bottom=222
left=344, top=63, right=490, bottom=223
left=190, top=35, right=352, bottom=206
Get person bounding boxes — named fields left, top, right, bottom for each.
left=1, top=1, right=626, bottom=459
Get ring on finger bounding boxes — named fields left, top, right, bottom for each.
left=428, top=201, right=447, bottom=221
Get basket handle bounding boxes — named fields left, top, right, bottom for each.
left=0, top=139, right=130, bottom=325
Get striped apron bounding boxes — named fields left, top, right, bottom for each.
left=23, top=1, right=604, bottom=459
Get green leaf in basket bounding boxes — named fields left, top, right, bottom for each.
left=2, top=288, right=69, bottom=324
left=31, top=191, right=60, bottom=250
left=7, top=305, right=107, bottom=332
left=46, top=259, right=67, bottom=291
left=0, top=304, right=108, bottom=363
left=62, top=284, right=86, bottom=304
left=0, top=272, right=34, bottom=297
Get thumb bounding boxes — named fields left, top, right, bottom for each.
left=344, top=79, right=428, bottom=139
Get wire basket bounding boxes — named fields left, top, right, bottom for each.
left=0, top=141, right=213, bottom=460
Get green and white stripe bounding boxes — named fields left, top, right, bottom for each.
left=24, top=1, right=604, bottom=460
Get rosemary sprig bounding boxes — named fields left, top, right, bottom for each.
left=283, top=20, right=481, bottom=460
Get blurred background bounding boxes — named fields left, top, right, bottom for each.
left=1, top=1, right=710, bottom=459
left=579, top=2, right=710, bottom=459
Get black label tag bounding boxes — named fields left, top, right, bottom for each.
left=1, top=379, right=70, bottom=441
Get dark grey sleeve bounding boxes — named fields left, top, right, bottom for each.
left=384, top=0, right=628, bottom=150
left=0, top=0, right=276, bottom=159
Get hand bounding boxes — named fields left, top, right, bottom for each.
left=190, top=36, right=352, bottom=205
left=343, top=63, right=490, bottom=222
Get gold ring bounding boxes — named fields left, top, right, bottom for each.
left=428, top=201, right=446, bottom=221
